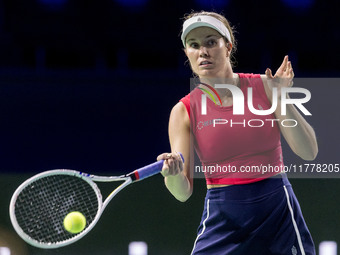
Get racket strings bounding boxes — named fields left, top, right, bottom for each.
left=14, top=174, right=99, bottom=244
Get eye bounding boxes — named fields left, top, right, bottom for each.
left=206, top=39, right=217, bottom=47
left=189, top=42, right=199, bottom=49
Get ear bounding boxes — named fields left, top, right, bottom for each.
left=226, top=42, right=232, bottom=57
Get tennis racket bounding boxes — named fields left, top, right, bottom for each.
left=9, top=154, right=183, bottom=249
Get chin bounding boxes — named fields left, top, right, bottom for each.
left=199, top=73, right=219, bottom=79
left=198, top=70, right=216, bottom=77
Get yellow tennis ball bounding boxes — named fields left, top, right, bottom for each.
left=63, top=211, right=86, bottom=234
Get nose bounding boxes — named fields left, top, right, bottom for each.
left=199, top=46, right=209, bottom=57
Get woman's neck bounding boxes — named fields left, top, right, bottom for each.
left=199, top=72, right=239, bottom=88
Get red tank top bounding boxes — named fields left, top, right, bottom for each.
left=180, top=73, right=284, bottom=185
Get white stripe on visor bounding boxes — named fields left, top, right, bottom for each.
left=181, top=15, right=232, bottom=47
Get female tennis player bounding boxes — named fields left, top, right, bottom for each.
left=158, top=11, right=318, bottom=255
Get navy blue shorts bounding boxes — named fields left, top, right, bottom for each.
left=191, top=175, right=315, bottom=255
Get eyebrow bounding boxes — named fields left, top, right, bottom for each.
left=186, top=34, right=219, bottom=43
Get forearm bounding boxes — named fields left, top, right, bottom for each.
left=164, top=172, right=192, bottom=202
left=275, top=101, right=318, bottom=160
left=162, top=102, right=193, bottom=202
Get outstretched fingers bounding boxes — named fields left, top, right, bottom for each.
left=277, top=55, right=289, bottom=75
left=287, top=61, right=294, bottom=78
left=265, top=68, right=274, bottom=79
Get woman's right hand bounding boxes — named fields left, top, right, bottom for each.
left=157, top=152, right=184, bottom=177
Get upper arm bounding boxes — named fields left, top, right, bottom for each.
left=168, top=102, right=193, bottom=188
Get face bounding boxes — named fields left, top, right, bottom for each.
left=184, top=27, right=232, bottom=79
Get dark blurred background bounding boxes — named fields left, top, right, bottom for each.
left=0, top=0, right=339, bottom=254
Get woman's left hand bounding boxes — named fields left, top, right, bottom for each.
left=265, top=55, right=294, bottom=93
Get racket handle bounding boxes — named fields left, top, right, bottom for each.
left=128, top=153, right=184, bottom=182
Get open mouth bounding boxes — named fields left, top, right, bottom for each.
left=200, top=61, right=212, bottom=66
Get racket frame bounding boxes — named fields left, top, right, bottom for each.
left=9, top=169, right=131, bottom=249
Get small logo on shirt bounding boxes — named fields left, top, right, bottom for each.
left=197, top=120, right=216, bottom=130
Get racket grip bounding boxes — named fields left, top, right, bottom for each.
left=129, top=153, right=184, bottom=182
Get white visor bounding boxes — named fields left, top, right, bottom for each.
left=181, top=15, right=232, bottom=47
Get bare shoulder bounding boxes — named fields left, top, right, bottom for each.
left=169, top=102, right=190, bottom=130
left=171, top=101, right=187, bottom=115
